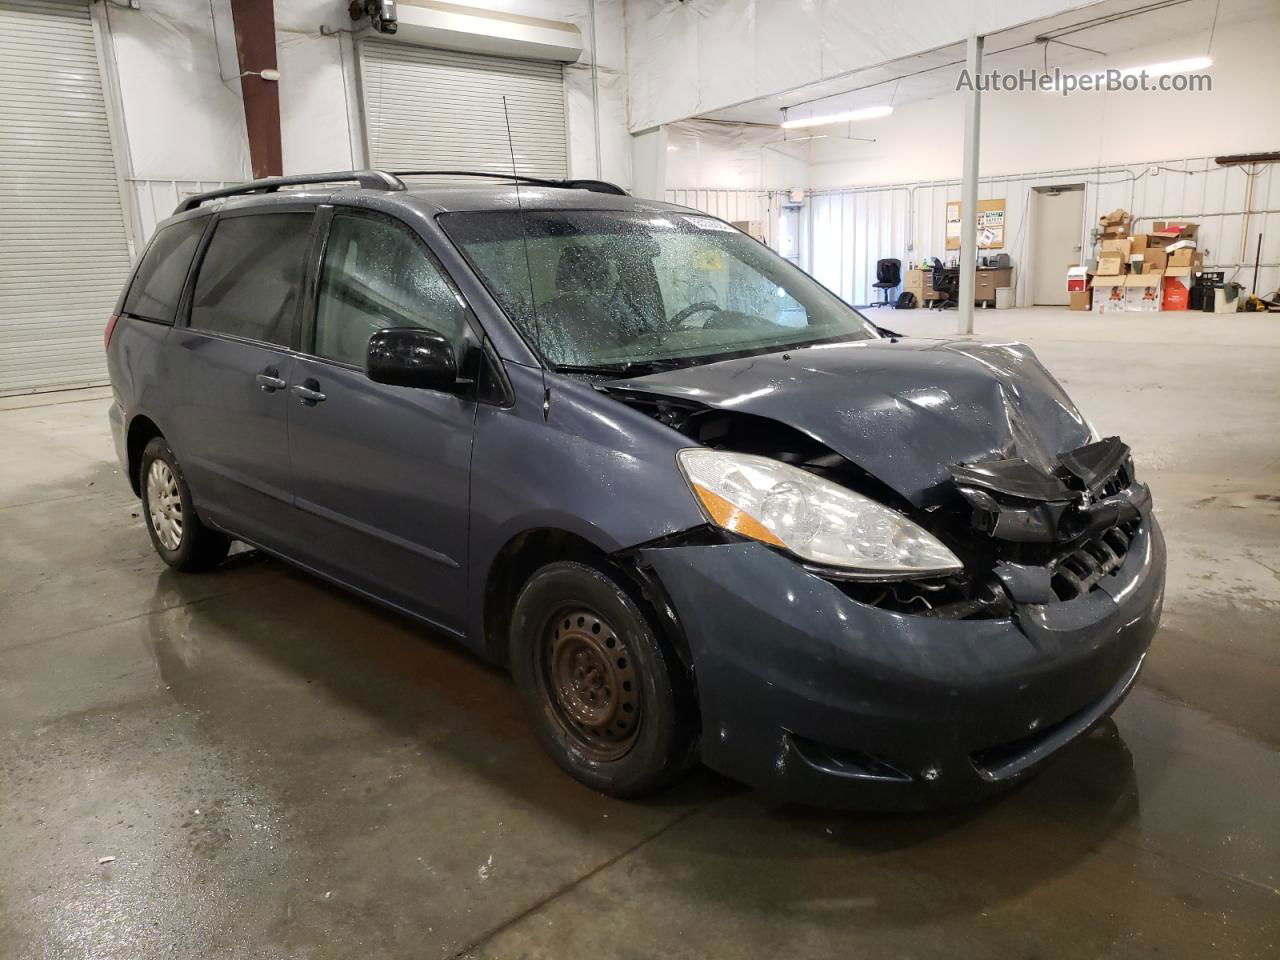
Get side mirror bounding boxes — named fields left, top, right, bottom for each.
left=366, top=327, right=459, bottom=391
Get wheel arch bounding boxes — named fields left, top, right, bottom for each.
left=481, top=526, right=694, bottom=679
left=125, top=414, right=165, bottom=497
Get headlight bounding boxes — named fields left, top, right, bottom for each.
left=677, top=449, right=963, bottom=578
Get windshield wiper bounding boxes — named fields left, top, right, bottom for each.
left=556, top=359, right=686, bottom=378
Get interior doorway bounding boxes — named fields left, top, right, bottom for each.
left=1031, top=185, right=1085, bottom=306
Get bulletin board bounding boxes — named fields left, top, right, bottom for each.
left=945, top=199, right=1006, bottom=250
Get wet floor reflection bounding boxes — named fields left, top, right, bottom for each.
left=129, top=553, right=1280, bottom=959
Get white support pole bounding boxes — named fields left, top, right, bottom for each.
left=958, top=33, right=984, bottom=335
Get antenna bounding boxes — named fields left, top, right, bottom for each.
left=502, top=96, right=551, bottom=421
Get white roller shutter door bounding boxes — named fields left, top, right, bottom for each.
left=359, top=41, right=568, bottom=180
left=0, top=0, right=131, bottom=395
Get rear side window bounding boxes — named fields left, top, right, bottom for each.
left=122, top=217, right=206, bottom=324
left=189, top=212, right=313, bottom=347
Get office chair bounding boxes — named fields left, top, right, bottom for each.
left=931, top=260, right=959, bottom=310
left=870, top=258, right=901, bottom=307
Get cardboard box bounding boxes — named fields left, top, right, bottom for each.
left=1096, top=251, right=1126, bottom=276
left=1146, top=229, right=1182, bottom=249
left=1067, top=266, right=1089, bottom=293
left=1124, top=270, right=1163, bottom=312
left=1091, top=275, right=1126, bottom=314
left=1069, top=289, right=1092, bottom=311
left=1153, top=221, right=1199, bottom=241
left=1162, top=266, right=1193, bottom=310
left=1132, top=249, right=1168, bottom=273
left=1168, top=247, right=1203, bottom=269
left=1099, top=208, right=1131, bottom=236
left=1101, top=238, right=1132, bottom=256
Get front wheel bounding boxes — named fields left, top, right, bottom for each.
left=510, top=560, right=696, bottom=798
left=139, top=436, right=230, bottom=572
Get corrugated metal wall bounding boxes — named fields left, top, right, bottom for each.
left=128, top=178, right=239, bottom=244
left=805, top=155, right=1280, bottom=306
left=664, top=189, right=776, bottom=245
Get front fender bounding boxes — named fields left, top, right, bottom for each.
left=465, top=363, right=706, bottom=651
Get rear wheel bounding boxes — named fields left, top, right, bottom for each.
left=139, top=437, right=230, bottom=572
left=510, top=560, right=695, bottom=798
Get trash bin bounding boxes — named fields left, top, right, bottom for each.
left=995, top=287, right=1014, bottom=310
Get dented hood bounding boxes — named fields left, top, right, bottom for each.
left=607, top=338, right=1094, bottom=506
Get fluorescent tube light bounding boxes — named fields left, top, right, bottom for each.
left=1116, top=56, right=1212, bottom=78
left=781, top=105, right=893, bottom=129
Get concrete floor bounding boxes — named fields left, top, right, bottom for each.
left=1, top=306, right=1277, bottom=959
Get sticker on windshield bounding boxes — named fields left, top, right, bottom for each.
left=683, top=215, right=738, bottom=233
left=692, top=250, right=724, bottom=271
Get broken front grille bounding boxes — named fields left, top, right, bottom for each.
left=1049, top=520, right=1139, bottom=601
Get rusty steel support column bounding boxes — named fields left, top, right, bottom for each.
left=229, top=0, right=282, bottom=179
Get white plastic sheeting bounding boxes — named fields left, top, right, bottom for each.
left=665, top=120, right=807, bottom=192
left=623, top=0, right=1098, bottom=130
left=102, top=0, right=251, bottom=182
left=807, top=156, right=1280, bottom=307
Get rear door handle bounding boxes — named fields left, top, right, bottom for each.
left=291, top=380, right=326, bottom=404
left=256, top=370, right=287, bottom=392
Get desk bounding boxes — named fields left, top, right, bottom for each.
left=903, top=268, right=942, bottom=303
left=905, top=266, right=1013, bottom=306
left=975, top=266, right=1014, bottom=305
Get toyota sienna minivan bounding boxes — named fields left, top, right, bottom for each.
left=106, top=170, right=1164, bottom=810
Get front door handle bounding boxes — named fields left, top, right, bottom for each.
left=291, top=379, right=326, bottom=405
left=257, top=369, right=287, bottom=392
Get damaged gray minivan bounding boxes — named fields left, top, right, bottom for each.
left=107, top=170, right=1165, bottom=810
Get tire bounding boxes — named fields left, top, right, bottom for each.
left=139, top=436, right=230, bottom=572
left=510, top=560, right=696, bottom=799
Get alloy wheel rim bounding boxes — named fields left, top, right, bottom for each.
left=145, top=459, right=183, bottom=551
left=539, top=607, right=642, bottom=761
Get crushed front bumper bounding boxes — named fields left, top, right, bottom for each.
left=639, top=513, right=1165, bottom=811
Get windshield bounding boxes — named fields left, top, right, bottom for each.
left=440, top=209, right=879, bottom=369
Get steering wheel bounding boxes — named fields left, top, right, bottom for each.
left=667, top=301, right=722, bottom=330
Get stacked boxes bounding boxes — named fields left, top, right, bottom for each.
left=1098, top=209, right=1131, bottom=240
left=1090, top=225, right=1130, bottom=314
left=1067, top=266, right=1091, bottom=310
left=1084, top=211, right=1207, bottom=314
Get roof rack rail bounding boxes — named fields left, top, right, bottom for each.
left=389, top=170, right=629, bottom=197
left=174, top=170, right=406, bottom=213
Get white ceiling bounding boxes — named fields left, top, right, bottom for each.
left=700, top=0, right=1273, bottom=127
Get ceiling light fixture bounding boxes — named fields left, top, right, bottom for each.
left=781, top=105, right=893, bottom=129
left=1115, top=55, right=1212, bottom=78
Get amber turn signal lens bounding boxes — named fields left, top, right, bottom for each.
left=691, top=483, right=785, bottom=547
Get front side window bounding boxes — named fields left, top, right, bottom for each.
left=313, top=213, right=468, bottom=367
left=189, top=212, right=313, bottom=347
left=123, top=217, right=207, bottom=324
left=440, top=210, right=878, bottom=369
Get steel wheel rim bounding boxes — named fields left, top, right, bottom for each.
left=145, top=459, right=183, bottom=551
left=537, top=607, right=642, bottom=761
